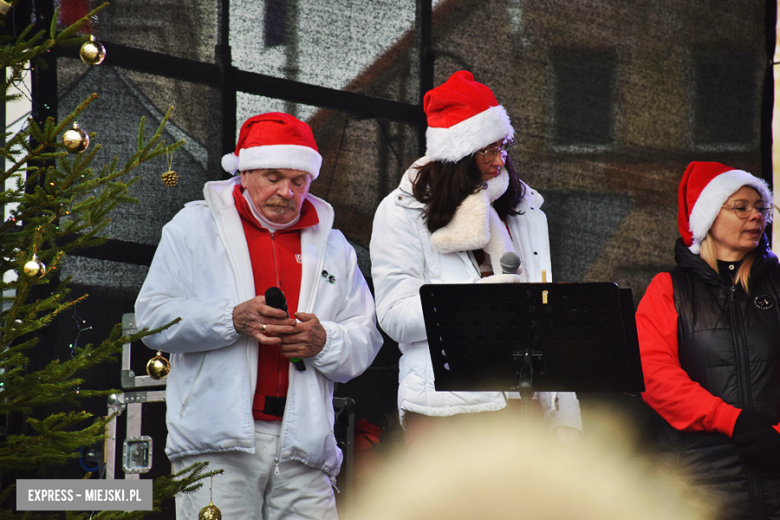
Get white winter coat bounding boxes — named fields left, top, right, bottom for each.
left=135, top=177, right=382, bottom=477
left=370, top=161, right=582, bottom=430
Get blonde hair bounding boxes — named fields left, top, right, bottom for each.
left=342, top=414, right=713, bottom=520
left=699, top=232, right=755, bottom=294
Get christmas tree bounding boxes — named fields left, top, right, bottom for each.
left=0, top=3, right=218, bottom=518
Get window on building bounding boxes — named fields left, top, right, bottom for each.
left=264, top=0, right=288, bottom=47
left=552, top=49, right=616, bottom=148
left=692, top=49, right=759, bottom=148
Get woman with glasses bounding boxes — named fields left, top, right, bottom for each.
left=370, top=71, right=582, bottom=443
left=636, top=161, right=780, bottom=518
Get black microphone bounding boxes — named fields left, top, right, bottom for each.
left=265, top=287, right=288, bottom=316
left=500, top=252, right=521, bottom=275
left=264, top=287, right=306, bottom=371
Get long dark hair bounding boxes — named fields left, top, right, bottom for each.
left=412, top=154, right=526, bottom=233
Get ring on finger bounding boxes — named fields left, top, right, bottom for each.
left=261, top=324, right=267, bottom=333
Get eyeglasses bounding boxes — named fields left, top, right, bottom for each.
left=721, top=200, right=774, bottom=221
left=474, top=140, right=514, bottom=164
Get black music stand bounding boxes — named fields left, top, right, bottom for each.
left=420, top=282, right=644, bottom=421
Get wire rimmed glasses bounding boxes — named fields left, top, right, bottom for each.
left=721, top=199, right=774, bottom=222
left=474, top=140, right=514, bottom=164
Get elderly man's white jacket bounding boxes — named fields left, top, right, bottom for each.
left=370, top=161, right=582, bottom=431
left=135, top=177, right=382, bottom=478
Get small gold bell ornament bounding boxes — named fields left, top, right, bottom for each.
left=80, top=35, right=106, bottom=65
left=23, top=255, right=46, bottom=279
left=146, top=350, right=171, bottom=380
left=62, top=122, right=90, bottom=153
left=199, top=476, right=222, bottom=520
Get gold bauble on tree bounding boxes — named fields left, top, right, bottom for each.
left=62, top=122, right=90, bottom=153
left=23, top=255, right=45, bottom=278
left=80, top=35, right=106, bottom=65
left=146, top=350, right=171, bottom=380
left=199, top=476, right=222, bottom=520
left=199, top=501, right=222, bottom=520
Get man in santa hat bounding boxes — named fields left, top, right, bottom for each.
left=135, top=112, right=382, bottom=519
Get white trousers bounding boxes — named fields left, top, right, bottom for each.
left=171, top=424, right=338, bottom=520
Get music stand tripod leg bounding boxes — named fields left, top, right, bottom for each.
left=514, top=349, right=538, bottom=423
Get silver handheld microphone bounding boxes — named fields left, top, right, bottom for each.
left=500, top=252, right=521, bottom=275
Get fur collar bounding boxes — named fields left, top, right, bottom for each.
left=430, top=169, right=515, bottom=275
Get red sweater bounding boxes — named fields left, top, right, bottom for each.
left=233, top=185, right=319, bottom=421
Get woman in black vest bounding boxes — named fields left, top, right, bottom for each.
left=636, top=161, right=780, bottom=519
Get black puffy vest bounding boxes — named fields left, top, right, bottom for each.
left=659, top=237, right=780, bottom=520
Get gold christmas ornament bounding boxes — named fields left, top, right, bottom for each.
left=162, top=151, right=179, bottom=187
left=198, top=476, right=222, bottom=520
left=162, top=170, right=179, bottom=187
left=0, top=1, right=12, bottom=15
left=80, top=35, right=106, bottom=65
left=23, top=255, right=46, bottom=278
left=62, top=122, right=90, bottom=153
left=198, top=501, right=222, bottom=520
left=146, top=350, right=171, bottom=380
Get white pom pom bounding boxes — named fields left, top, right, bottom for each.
left=221, top=153, right=239, bottom=175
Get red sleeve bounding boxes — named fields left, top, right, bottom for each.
left=637, top=272, right=742, bottom=437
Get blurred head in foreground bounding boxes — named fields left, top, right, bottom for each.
left=343, top=413, right=713, bottom=520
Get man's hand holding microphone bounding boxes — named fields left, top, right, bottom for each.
left=233, top=287, right=327, bottom=371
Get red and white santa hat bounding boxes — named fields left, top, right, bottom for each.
left=221, top=112, right=322, bottom=178
left=678, top=161, right=772, bottom=254
left=424, top=71, right=514, bottom=163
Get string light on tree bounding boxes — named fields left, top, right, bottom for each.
left=49, top=182, right=74, bottom=216
left=69, top=305, right=93, bottom=356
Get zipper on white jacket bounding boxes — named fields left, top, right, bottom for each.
left=270, top=232, right=282, bottom=288
left=330, top=476, right=340, bottom=493
left=274, top=459, right=280, bottom=476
